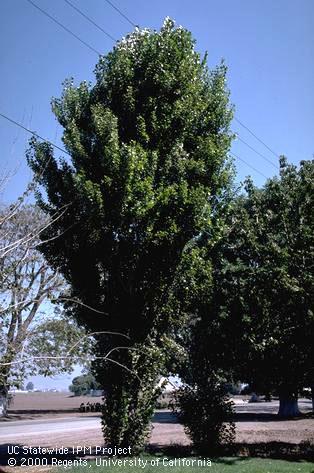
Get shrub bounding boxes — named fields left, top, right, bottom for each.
left=173, top=378, right=235, bottom=455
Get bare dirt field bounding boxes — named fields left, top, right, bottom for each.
left=3, top=393, right=314, bottom=445
left=4, top=393, right=101, bottom=421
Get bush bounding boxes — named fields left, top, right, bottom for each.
left=173, top=379, right=235, bottom=455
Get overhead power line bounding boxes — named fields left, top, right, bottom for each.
left=230, top=151, right=268, bottom=179
left=0, top=111, right=269, bottom=181
left=104, top=0, right=137, bottom=28
left=0, top=112, right=71, bottom=157
left=234, top=117, right=279, bottom=158
left=99, top=0, right=280, bottom=177
left=1, top=117, right=271, bottom=184
left=63, top=0, right=117, bottom=42
left=22, top=0, right=277, bottom=181
left=237, top=136, right=278, bottom=169
left=25, top=0, right=101, bottom=56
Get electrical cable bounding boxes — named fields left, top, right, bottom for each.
left=25, top=0, right=101, bottom=56
left=63, top=0, right=116, bottom=42
left=0, top=112, right=71, bottom=157
left=103, top=0, right=137, bottom=28
left=234, top=117, right=279, bottom=158
left=237, top=136, right=278, bottom=169
left=229, top=151, right=268, bottom=179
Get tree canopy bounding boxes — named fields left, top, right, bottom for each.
left=69, top=373, right=100, bottom=396
left=185, top=157, right=314, bottom=417
left=28, top=18, right=234, bottom=450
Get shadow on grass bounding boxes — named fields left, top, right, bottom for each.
left=0, top=440, right=313, bottom=466
left=147, top=440, right=314, bottom=462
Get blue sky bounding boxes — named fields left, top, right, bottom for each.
left=1, top=0, right=313, bottom=388
left=1, top=0, right=313, bottom=202
left=27, top=365, right=83, bottom=391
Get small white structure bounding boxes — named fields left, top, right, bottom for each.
left=157, top=376, right=181, bottom=393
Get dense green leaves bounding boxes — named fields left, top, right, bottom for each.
left=28, top=18, right=234, bottom=449
left=69, top=373, right=100, bottom=396
left=186, top=158, right=314, bottom=414
left=173, top=378, right=235, bottom=454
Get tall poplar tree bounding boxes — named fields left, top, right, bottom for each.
left=28, top=18, right=234, bottom=450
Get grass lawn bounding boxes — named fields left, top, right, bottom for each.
left=57, top=456, right=314, bottom=473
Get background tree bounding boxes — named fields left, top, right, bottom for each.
left=187, top=158, right=314, bottom=417
left=28, top=18, right=234, bottom=451
left=69, top=372, right=100, bottom=396
left=26, top=381, right=34, bottom=391
left=0, top=204, right=87, bottom=416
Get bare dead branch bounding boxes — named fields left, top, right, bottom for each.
left=0, top=202, right=72, bottom=257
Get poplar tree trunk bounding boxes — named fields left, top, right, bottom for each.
left=0, top=365, right=11, bottom=417
left=0, top=385, right=8, bottom=417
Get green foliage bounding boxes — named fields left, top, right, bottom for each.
left=100, top=343, right=165, bottom=453
left=173, top=377, right=235, bottom=455
left=69, top=373, right=100, bottom=396
left=189, top=158, right=314, bottom=409
left=28, top=18, right=234, bottom=451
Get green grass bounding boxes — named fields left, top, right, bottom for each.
left=56, top=456, right=314, bottom=473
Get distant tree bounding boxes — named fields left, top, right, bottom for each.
left=26, top=381, right=34, bottom=391
left=0, top=204, right=88, bottom=417
left=27, top=18, right=234, bottom=451
left=69, top=373, right=100, bottom=396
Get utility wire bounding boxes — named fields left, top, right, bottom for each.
left=23, top=0, right=276, bottom=181
left=63, top=0, right=117, bottom=42
left=237, top=136, right=278, bottom=169
left=1, top=111, right=270, bottom=181
left=230, top=151, right=268, bottom=179
left=1, top=114, right=270, bottom=181
left=234, top=117, right=279, bottom=158
left=25, top=0, right=101, bottom=56
left=0, top=112, right=71, bottom=157
left=103, top=0, right=278, bottom=176
left=104, top=0, right=137, bottom=28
